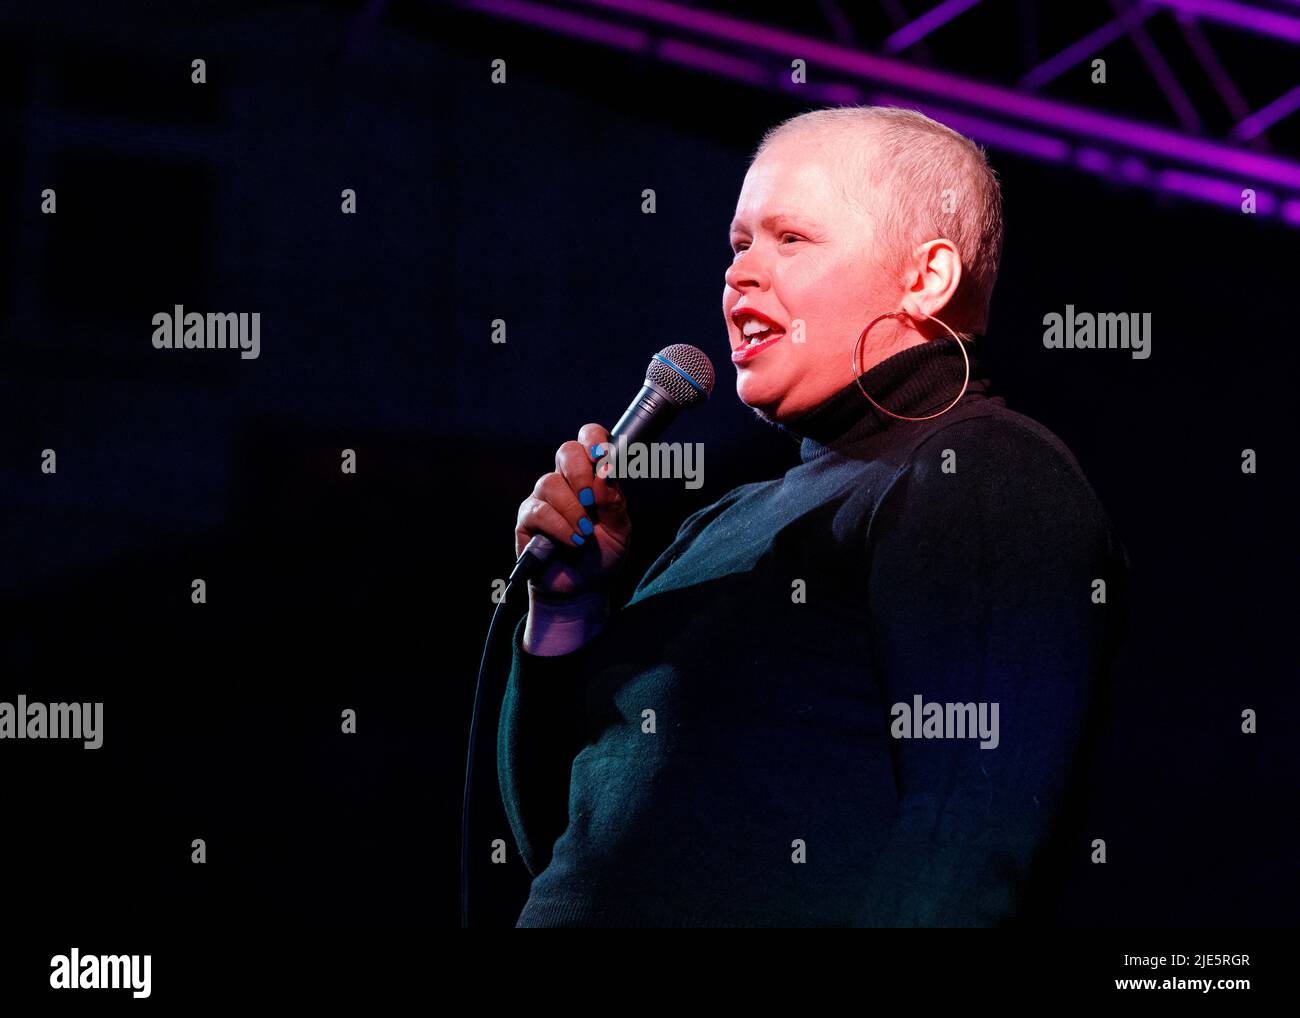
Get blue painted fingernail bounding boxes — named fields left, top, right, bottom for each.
left=571, top=532, right=585, bottom=546
left=579, top=487, right=595, bottom=506
left=578, top=517, right=594, bottom=535
left=590, top=443, right=605, bottom=459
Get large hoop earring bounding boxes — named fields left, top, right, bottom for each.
left=851, top=309, right=971, bottom=422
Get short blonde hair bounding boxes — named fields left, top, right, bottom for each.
left=755, top=105, right=1004, bottom=336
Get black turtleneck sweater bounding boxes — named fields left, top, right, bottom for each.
left=497, top=337, right=1130, bottom=927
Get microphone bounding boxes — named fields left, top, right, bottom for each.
left=507, top=343, right=716, bottom=588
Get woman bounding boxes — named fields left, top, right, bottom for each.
left=501, top=106, right=1129, bottom=927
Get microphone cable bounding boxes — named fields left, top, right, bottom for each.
left=460, top=579, right=520, bottom=929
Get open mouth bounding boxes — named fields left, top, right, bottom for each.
left=732, top=313, right=786, bottom=362
left=741, top=321, right=782, bottom=346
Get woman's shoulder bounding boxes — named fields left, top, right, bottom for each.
left=873, top=401, right=1120, bottom=548
left=901, top=402, right=1096, bottom=496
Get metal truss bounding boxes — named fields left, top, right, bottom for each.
left=453, top=0, right=1300, bottom=227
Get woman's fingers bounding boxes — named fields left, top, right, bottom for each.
left=554, top=439, right=599, bottom=529
left=513, top=423, right=633, bottom=594
left=516, top=488, right=587, bottom=556
left=575, top=423, right=629, bottom=526
left=523, top=468, right=592, bottom=549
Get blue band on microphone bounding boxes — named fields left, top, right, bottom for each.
left=651, top=354, right=708, bottom=397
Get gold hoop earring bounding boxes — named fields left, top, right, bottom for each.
left=851, top=309, right=971, bottom=422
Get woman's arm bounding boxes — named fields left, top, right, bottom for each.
left=859, top=415, right=1129, bottom=926
left=523, top=587, right=610, bottom=656
left=498, top=482, right=776, bottom=882
left=497, top=610, right=608, bottom=879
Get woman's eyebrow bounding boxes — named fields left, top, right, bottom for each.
left=729, top=212, right=818, bottom=235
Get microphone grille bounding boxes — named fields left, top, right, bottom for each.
left=647, top=344, right=716, bottom=407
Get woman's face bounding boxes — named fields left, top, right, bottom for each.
left=723, top=135, right=899, bottom=422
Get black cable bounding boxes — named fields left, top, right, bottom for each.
left=460, top=580, right=520, bottom=928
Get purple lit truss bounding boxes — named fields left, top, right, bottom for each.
left=453, top=0, right=1300, bottom=227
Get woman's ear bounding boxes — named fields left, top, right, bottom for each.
left=900, top=239, right=962, bottom=323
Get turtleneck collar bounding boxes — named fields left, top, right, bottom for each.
left=776, top=336, right=992, bottom=462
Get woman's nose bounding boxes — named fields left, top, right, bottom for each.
left=725, top=248, right=769, bottom=293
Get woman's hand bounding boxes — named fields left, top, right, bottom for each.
left=515, top=423, right=632, bottom=601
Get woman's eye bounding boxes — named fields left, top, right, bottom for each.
left=731, top=234, right=800, bottom=254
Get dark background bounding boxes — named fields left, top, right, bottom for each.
left=0, top=0, right=1295, bottom=956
